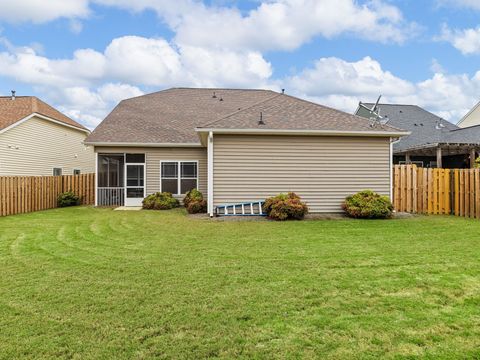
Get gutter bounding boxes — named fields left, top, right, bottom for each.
left=84, top=142, right=204, bottom=147
left=195, top=128, right=411, bottom=138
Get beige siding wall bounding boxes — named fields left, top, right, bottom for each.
left=458, top=105, right=480, bottom=128
left=95, top=146, right=208, bottom=196
left=213, top=135, right=391, bottom=213
left=0, top=116, right=94, bottom=176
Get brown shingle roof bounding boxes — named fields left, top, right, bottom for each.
left=0, top=96, right=87, bottom=131
left=86, top=88, right=278, bottom=144
left=199, top=93, right=403, bottom=133
left=86, top=88, right=406, bottom=145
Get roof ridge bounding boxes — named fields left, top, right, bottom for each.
left=198, top=92, right=283, bottom=128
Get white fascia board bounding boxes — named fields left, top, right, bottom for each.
left=195, top=128, right=411, bottom=138
left=0, top=113, right=90, bottom=135
left=86, top=142, right=204, bottom=147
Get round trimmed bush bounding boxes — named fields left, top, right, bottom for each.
left=142, top=192, right=179, bottom=210
left=263, top=192, right=308, bottom=221
left=183, top=189, right=207, bottom=214
left=183, top=189, right=203, bottom=207
left=57, top=191, right=80, bottom=207
left=343, top=190, right=393, bottom=219
left=186, top=199, right=207, bottom=214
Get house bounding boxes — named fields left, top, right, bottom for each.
left=355, top=103, right=480, bottom=169
left=457, top=100, right=480, bottom=128
left=0, top=92, right=94, bottom=176
left=85, top=88, right=408, bottom=215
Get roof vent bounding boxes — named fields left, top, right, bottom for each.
left=219, top=97, right=223, bottom=102
left=399, top=110, right=403, bottom=113
left=11, top=90, right=15, bottom=100
left=281, top=89, right=285, bottom=94
left=212, top=92, right=217, bottom=98
left=258, top=112, right=265, bottom=125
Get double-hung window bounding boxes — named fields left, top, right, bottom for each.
left=161, top=161, right=198, bottom=195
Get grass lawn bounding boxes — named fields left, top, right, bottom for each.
left=1, top=208, right=480, bottom=359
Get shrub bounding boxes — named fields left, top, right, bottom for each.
left=142, top=192, right=179, bottom=210
left=186, top=199, right=207, bottom=214
left=57, top=191, right=80, bottom=208
left=343, top=190, right=393, bottom=219
left=183, top=189, right=204, bottom=207
left=183, top=189, right=207, bottom=214
left=263, top=192, right=308, bottom=221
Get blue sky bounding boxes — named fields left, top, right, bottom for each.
left=1, top=0, right=480, bottom=128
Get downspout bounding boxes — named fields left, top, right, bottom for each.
left=94, top=151, right=98, bottom=207
left=389, top=137, right=400, bottom=203
left=207, top=131, right=214, bottom=217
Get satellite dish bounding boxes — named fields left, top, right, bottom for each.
left=358, top=95, right=389, bottom=127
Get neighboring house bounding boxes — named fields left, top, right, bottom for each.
left=355, top=103, right=480, bottom=169
left=457, top=100, right=480, bottom=128
left=0, top=93, right=94, bottom=176
left=85, top=88, right=408, bottom=215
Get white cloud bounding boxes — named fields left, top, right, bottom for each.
left=43, top=83, right=144, bottom=129
left=0, top=0, right=89, bottom=23
left=0, top=0, right=417, bottom=50
left=287, top=56, right=480, bottom=122
left=0, top=35, right=272, bottom=127
left=438, top=24, right=480, bottom=55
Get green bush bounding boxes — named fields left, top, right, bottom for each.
left=343, top=190, right=393, bottom=219
left=183, top=189, right=204, bottom=207
left=263, top=192, right=308, bottom=221
left=57, top=191, right=80, bottom=208
left=183, top=189, right=207, bottom=214
left=186, top=199, right=207, bottom=214
left=142, top=192, right=179, bottom=210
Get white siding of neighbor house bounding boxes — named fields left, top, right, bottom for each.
left=0, top=116, right=94, bottom=176
left=212, top=134, right=391, bottom=213
left=458, top=103, right=480, bottom=128
left=94, top=146, right=208, bottom=197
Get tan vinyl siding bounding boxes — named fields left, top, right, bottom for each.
left=94, top=146, right=207, bottom=196
left=213, top=135, right=391, bottom=213
left=0, top=116, right=94, bottom=176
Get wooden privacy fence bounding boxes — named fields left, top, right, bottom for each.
left=393, top=165, right=480, bottom=218
left=0, top=173, right=95, bottom=217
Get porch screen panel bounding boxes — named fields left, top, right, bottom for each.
left=98, top=154, right=125, bottom=187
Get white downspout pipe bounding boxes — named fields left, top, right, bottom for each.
left=207, top=131, right=214, bottom=217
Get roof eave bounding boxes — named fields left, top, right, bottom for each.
left=0, top=112, right=90, bottom=135
left=85, top=141, right=204, bottom=148
left=195, top=128, right=411, bottom=138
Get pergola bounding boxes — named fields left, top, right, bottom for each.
left=395, top=142, right=480, bottom=168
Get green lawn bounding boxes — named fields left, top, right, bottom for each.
left=1, top=208, right=480, bottom=359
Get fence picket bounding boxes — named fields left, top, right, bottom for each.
left=0, top=174, right=95, bottom=217
left=392, top=166, right=480, bottom=220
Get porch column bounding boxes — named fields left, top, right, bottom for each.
left=405, top=152, right=411, bottom=164
left=470, top=148, right=477, bottom=169
left=207, top=131, right=214, bottom=217
left=436, top=147, right=443, bottom=168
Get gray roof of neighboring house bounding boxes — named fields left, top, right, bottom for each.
left=355, top=103, right=480, bottom=152
left=87, top=88, right=406, bottom=145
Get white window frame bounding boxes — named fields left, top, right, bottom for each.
left=73, top=169, right=81, bottom=175
left=160, top=160, right=199, bottom=195
left=53, top=167, right=62, bottom=176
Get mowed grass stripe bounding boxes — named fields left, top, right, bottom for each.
left=1, top=207, right=480, bottom=358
